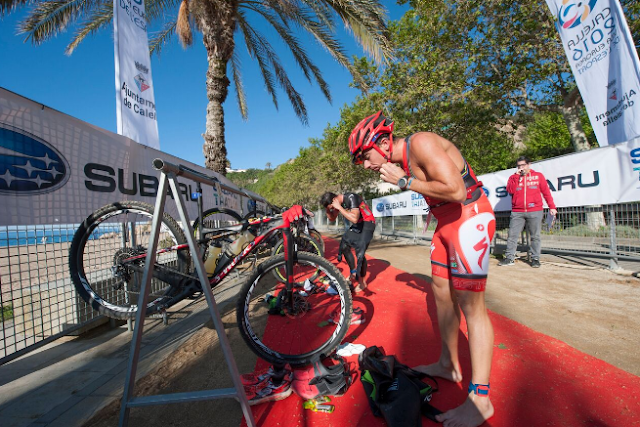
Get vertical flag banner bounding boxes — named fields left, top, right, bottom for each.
left=113, top=0, right=160, bottom=149
left=545, top=0, right=640, bottom=146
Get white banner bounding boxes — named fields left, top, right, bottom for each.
left=114, top=0, right=160, bottom=149
left=372, top=138, right=640, bottom=215
left=0, top=88, right=266, bottom=226
left=545, top=0, right=640, bottom=146
left=479, top=138, right=640, bottom=211
left=372, top=191, right=428, bottom=217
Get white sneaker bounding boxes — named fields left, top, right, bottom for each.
left=336, top=342, right=366, bottom=357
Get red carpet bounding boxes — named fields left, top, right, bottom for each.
left=244, top=238, right=640, bottom=426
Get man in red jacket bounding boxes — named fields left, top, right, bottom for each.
left=498, top=156, right=557, bottom=268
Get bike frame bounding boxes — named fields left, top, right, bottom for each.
left=120, top=214, right=297, bottom=307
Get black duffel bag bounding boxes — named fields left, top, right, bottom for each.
left=359, top=345, right=443, bottom=426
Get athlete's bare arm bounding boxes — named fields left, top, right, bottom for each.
left=331, top=197, right=361, bottom=223
left=380, top=132, right=466, bottom=203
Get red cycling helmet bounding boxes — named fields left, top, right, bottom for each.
left=348, top=111, right=394, bottom=164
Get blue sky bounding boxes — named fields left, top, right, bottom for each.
left=0, top=3, right=408, bottom=170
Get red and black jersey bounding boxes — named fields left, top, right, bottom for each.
left=342, top=193, right=375, bottom=223
left=506, top=169, right=556, bottom=212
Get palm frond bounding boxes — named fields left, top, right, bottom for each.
left=1, top=0, right=31, bottom=17
left=65, top=2, right=112, bottom=54
left=243, top=2, right=336, bottom=102
left=238, top=9, right=310, bottom=123
left=236, top=12, right=278, bottom=109
left=19, top=0, right=93, bottom=44
left=271, top=59, right=308, bottom=125
left=145, top=0, right=182, bottom=21
left=242, top=5, right=309, bottom=79
left=176, top=0, right=192, bottom=47
left=231, top=52, right=248, bottom=120
left=317, top=0, right=394, bottom=64
left=270, top=5, right=350, bottom=68
left=149, top=21, right=176, bottom=55
left=283, top=6, right=364, bottom=92
left=295, top=0, right=334, bottom=29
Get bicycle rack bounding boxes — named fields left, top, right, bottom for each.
left=118, top=158, right=255, bottom=427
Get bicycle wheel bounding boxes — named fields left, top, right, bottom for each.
left=193, top=207, right=242, bottom=236
left=69, top=201, right=191, bottom=320
left=270, top=234, right=324, bottom=282
left=243, top=210, right=266, bottom=221
left=236, top=252, right=352, bottom=366
left=308, top=229, right=325, bottom=254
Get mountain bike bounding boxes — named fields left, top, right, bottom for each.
left=68, top=202, right=352, bottom=366
left=194, top=206, right=325, bottom=267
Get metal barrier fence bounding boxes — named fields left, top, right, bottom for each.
left=315, top=202, right=640, bottom=270
left=3, top=201, right=639, bottom=364
left=0, top=223, right=106, bottom=365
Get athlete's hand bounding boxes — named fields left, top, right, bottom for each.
left=379, top=162, right=406, bottom=186
left=282, top=205, right=304, bottom=226
left=330, top=198, right=341, bottom=211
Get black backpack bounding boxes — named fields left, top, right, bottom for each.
left=358, top=345, right=443, bottom=426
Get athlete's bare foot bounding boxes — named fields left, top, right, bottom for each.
left=354, top=278, right=368, bottom=292
left=413, top=361, right=463, bottom=383
left=436, top=394, right=494, bottom=427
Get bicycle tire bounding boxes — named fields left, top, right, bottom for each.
left=243, top=210, right=266, bottom=221
left=270, top=234, right=324, bottom=282
left=308, top=229, right=325, bottom=254
left=193, top=207, right=243, bottom=236
left=194, top=207, right=262, bottom=274
left=69, top=201, right=191, bottom=320
left=236, top=252, right=352, bottom=367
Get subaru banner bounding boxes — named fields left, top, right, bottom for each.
left=372, top=137, right=640, bottom=215
left=0, top=88, right=267, bottom=226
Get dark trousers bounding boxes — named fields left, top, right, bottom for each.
left=338, top=221, right=375, bottom=278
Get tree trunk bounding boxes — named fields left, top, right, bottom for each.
left=203, top=57, right=229, bottom=174
left=198, top=1, right=237, bottom=175
left=561, top=89, right=592, bottom=153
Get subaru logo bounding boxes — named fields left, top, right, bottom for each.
left=0, top=123, right=70, bottom=195
left=376, top=202, right=385, bottom=212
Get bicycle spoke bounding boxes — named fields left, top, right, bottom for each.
left=238, top=253, right=352, bottom=366
left=70, top=202, right=190, bottom=319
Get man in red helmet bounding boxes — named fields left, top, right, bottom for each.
left=349, top=111, right=496, bottom=427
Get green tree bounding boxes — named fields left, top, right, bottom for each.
left=521, top=112, right=574, bottom=161
left=5, top=0, right=394, bottom=174
left=385, top=1, right=602, bottom=153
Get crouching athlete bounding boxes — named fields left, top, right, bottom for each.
left=320, top=192, right=375, bottom=292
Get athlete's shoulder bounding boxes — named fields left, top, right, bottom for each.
left=343, top=191, right=360, bottom=200
left=410, top=132, right=450, bottom=148
left=343, top=192, right=361, bottom=207
left=410, top=131, right=439, bottom=142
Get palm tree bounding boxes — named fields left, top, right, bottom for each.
left=2, top=0, right=393, bottom=174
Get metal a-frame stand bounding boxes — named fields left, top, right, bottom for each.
left=118, top=158, right=255, bottom=427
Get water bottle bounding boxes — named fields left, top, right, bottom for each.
left=227, top=229, right=255, bottom=256
left=204, top=244, right=223, bottom=276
